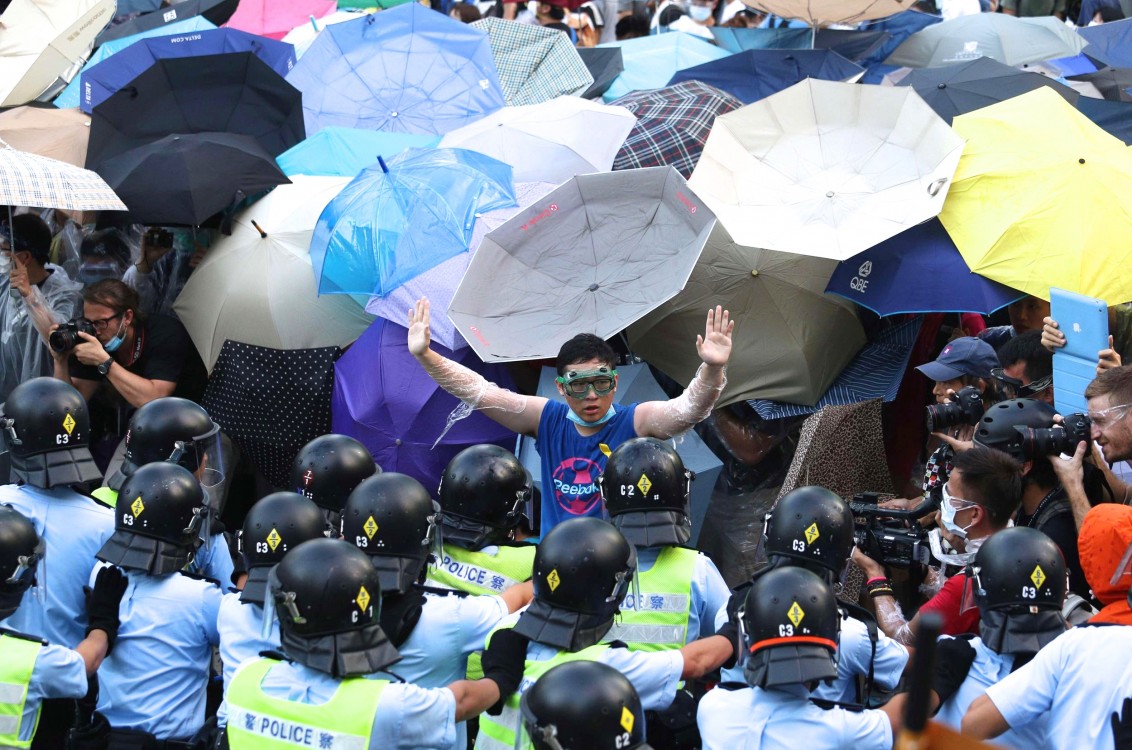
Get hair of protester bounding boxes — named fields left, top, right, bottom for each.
left=996, top=330, right=1052, bottom=383
left=80, top=229, right=132, bottom=267
left=1085, top=365, right=1132, bottom=407
left=83, top=279, right=143, bottom=323
left=7, top=214, right=52, bottom=267
left=1099, top=5, right=1125, bottom=20
left=952, top=446, right=1023, bottom=527
left=556, top=334, right=617, bottom=376
left=540, top=2, right=566, bottom=19
left=450, top=2, right=482, bottom=21
left=616, top=11, right=650, bottom=38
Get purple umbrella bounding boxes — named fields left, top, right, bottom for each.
left=331, top=318, right=518, bottom=493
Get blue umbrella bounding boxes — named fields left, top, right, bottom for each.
left=275, top=126, right=440, bottom=177
left=709, top=27, right=892, bottom=62
left=824, top=219, right=1022, bottom=317
left=1078, top=17, right=1132, bottom=69
left=599, top=32, right=730, bottom=103
left=1077, top=95, right=1132, bottom=144
left=54, top=17, right=217, bottom=109
left=311, top=147, right=516, bottom=297
left=78, top=28, right=296, bottom=113
left=285, top=4, right=506, bottom=136
left=668, top=49, right=864, bottom=104
left=858, top=8, right=942, bottom=83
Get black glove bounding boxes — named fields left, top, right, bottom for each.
left=85, top=565, right=128, bottom=651
left=715, top=620, right=741, bottom=670
left=481, top=629, right=529, bottom=713
left=930, top=636, right=977, bottom=708
left=1112, top=696, right=1132, bottom=749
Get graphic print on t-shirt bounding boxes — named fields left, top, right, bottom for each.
left=552, top=456, right=603, bottom=516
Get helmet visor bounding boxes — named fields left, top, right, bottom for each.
left=960, top=565, right=982, bottom=614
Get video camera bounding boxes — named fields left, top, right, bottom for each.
left=849, top=492, right=938, bottom=569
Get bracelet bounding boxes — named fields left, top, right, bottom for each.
left=866, top=576, right=889, bottom=586
left=869, top=586, right=895, bottom=599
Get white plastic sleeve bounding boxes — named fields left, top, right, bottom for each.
left=873, top=596, right=914, bottom=647
left=419, top=352, right=528, bottom=446
left=640, top=363, right=727, bottom=438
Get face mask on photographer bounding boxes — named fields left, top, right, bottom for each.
left=688, top=2, right=713, bottom=20
left=940, top=481, right=978, bottom=539
left=103, top=315, right=128, bottom=353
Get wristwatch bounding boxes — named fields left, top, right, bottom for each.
left=97, top=357, right=114, bottom=376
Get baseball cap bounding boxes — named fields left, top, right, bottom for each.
left=916, top=336, right=999, bottom=382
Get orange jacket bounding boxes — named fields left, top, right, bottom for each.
left=1079, top=504, right=1132, bottom=625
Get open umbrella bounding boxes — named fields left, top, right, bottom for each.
left=438, top=96, right=636, bottom=184
left=668, top=49, right=865, bottom=104
left=0, top=106, right=91, bottom=166
left=447, top=167, right=716, bottom=362
left=885, top=14, right=1087, bottom=68
left=78, top=27, right=297, bottom=113
left=938, top=87, right=1132, bottom=302
left=577, top=47, right=623, bottom=100
left=741, top=0, right=917, bottom=26
left=275, top=126, right=440, bottom=177
left=1068, top=67, right=1132, bottom=102
left=1077, top=95, right=1132, bottom=144
left=173, top=175, right=374, bottom=371
left=311, top=147, right=516, bottom=297
left=331, top=318, right=518, bottom=491
left=1078, top=17, right=1132, bottom=69
left=0, top=141, right=126, bottom=211
left=599, top=32, right=730, bottom=103
left=626, top=223, right=865, bottom=407
left=0, top=0, right=115, bottom=106
left=515, top=363, right=723, bottom=546
left=470, top=18, right=593, bottom=106
left=281, top=10, right=369, bottom=58
left=710, top=27, right=892, bottom=63
left=285, top=5, right=505, bottom=136
left=224, top=0, right=337, bottom=40
left=611, top=81, right=742, bottom=179
left=688, top=79, right=965, bottom=260
left=96, top=0, right=240, bottom=45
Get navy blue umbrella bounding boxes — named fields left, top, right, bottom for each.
left=709, top=27, right=891, bottom=62
left=1077, top=96, right=1132, bottom=144
left=1079, top=17, right=1132, bottom=69
left=667, top=49, right=863, bottom=104
left=1069, top=66, right=1132, bottom=102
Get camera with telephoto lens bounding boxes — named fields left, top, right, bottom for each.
left=1019, top=413, right=1093, bottom=458
left=925, top=385, right=985, bottom=433
left=49, top=318, right=97, bottom=353
left=849, top=492, right=935, bottom=569
left=145, top=228, right=173, bottom=249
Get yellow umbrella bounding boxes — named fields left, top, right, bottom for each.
left=939, top=86, right=1132, bottom=304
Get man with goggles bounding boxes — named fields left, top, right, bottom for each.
left=991, top=330, right=1054, bottom=404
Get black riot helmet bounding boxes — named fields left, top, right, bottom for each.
left=973, top=398, right=1058, bottom=462
left=0, top=505, right=43, bottom=620
left=268, top=537, right=400, bottom=677
left=292, top=434, right=379, bottom=513
left=341, top=473, right=437, bottom=595
left=1, top=377, right=101, bottom=489
left=513, top=517, right=637, bottom=653
left=239, top=492, right=328, bottom=605
left=437, top=444, right=532, bottom=550
left=764, top=486, right=855, bottom=580
left=96, top=462, right=208, bottom=575
left=108, top=397, right=221, bottom=492
left=964, top=526, right=1069, bottom=656
left=520, top=661, right=652, bottom=750
left=599, top=437, right=692, bottom=548
left=740, top=566, right=840, bottom=689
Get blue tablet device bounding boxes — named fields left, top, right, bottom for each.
left=1049, top=287, right=1109, bottom=416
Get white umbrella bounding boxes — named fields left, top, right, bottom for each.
left=172, top=175, right=374, bottom=371
left=742, top=0, right=917, bottom=27
left=688, top=79, right=964, bottom=261
left=0, top=139, right=126, bottom=210
left=281, top=9, right=367, bottom=58
left=438, top=97, right=636, bottom=185
left=0, top=0, right=116, bottom=106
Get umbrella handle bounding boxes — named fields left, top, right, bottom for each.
left=250, top=221, right=267, bottom=238
left=310, top=14, right=319, bottom=31
left=927, top=178, right=947, bottom=197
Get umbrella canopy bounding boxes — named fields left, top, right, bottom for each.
left=938, top=87, right=1132, bottom=302
left=96, top=0, right=239, bottom=45
left=311, top=147, right=516, bottom=297
left=688, top=79, right=965, bottom=260
left=778, top=400, right=893, bottom=499
left=285, top=5, right=505, bottom=136
left=365, top=180, right=556, bottom=350
left=275, top=126, right=440, bottom=177
left=626, top=224, right=865, bottom=407
left=173, top=175, right=374, bottom=371
left=78, top=28, right=297, bottom=114
left=0, top=141, right=126, bottom=211
left=860, top=9, right=943, bottom=70
left=668, top=49, right=865, bottom=105
left=885, top=14, right=1087, bottom=68
left=94, top=132, right=292, bottom=226
left=515, top=363, right=723, bottom=545
left=1078, top=17, right=1132, bottom=69
left=611, top=81, right=742, bottom=179
left=438, top=96, right=637, bottom=184
left=86, top=51, right=305, bottom=168
left=202, top=341, right=340, bottom=487
left=743, top=0, right=917, bottom=25
left=224, top=0, right=337, bottom=40
left=599, top=33, right=730, bottom=103
left=1076, top=95, right=1132, bottom=144
left=824, top=220, right=1022, bottom=316
left=331, top=318, right=518, bottom=491
left=0, top=0, right=115, bottom=107
left=0, top=106, right=91, bottom=166
left=577, top=46, right=623, bottom=100
left=897, top=56, right=1079, bottom=123
left=281, top=9, right=368, bottom=58
left=710, top=27, right=892, bottom=63
left=1068, top=67, right=1132, bottom=102
left=470, top=18, right=593, bottom=106
left=448, top=167, right=716, bottom=362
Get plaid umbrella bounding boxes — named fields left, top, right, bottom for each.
left=470, top=18, right=593, bottom=106
left=610, top=81, right=742, bottom=179
left=202, top=341, right=339, bottom=487
left=0, top=140, right=126, bottom=210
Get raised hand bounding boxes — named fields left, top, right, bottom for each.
left=407, top=297, right=432, bottom=358
left=696, top=305, right=734, bottom=368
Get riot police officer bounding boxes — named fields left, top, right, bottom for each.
left=291, top=433, right=379, bottom=535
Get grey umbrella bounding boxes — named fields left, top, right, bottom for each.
left=884, top=14, right=1086, bottom=68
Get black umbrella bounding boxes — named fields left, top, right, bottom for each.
left=86, top=51, right=305, bottom=168
left=577, top=47, right=623, bottom=100
left=95, top=132, right=291, bottom=226
left=95, top=0, right=240, bottom=46
left=896, top=56, right=1079, bottom=124
left=1069, top=67, right=1132, bottom=102
left=1077, top=96, right=1132, bottom=144
left=202, top=341, right=340, bottom=488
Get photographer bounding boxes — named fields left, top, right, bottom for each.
left=917, top=336, right=999, bottom=459
left=993, top=330, right=1054, bottom=405
left=853, top=447, right=1023, bottom=646
left=1054, top=365, right=1132, bottom=516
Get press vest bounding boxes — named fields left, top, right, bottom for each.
left=91, top=487, right=118, bottom=508
left=426, top=544, right=535, bottom=596
left=606, top=546, right=697, bottom=651
left=226, top=658, right=387, bottom=750
left=0, top=633, right=43, bottom=749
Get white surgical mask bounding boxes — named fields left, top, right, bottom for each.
left=688, top=4, right=713, bottom=20
left=928, top=528, right=989, bottom=568
left=940, top=482, right=976, bottom=539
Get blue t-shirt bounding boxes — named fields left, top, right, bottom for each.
left=535, top=401, right=639, bottom=533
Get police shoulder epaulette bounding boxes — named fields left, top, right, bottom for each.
left=1076, top=621, right=1127, bottom=629
left=179, top=571, right=221, bottom=587
left=379, top=669, right=408, bottom=684
left=606, top=640, right=629, bottom=649
left=810, top=697, right=866, bottom=713
left=0, top=627, right=48, bottom=645
left=418, top=584, right=468, bottom=598
left=715, top=681, right=748, bottom=692
left=258, top=649, right=291, bottom=662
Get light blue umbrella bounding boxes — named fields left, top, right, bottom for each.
left=54, top=17, right=217, bottom=109
left=285, top=4, right=506, bottom=136
left=310, top=147, right=516, bottom=297
left=599, top=32, right=730, bottom=102
left=275, top=126, right=439, bottom=177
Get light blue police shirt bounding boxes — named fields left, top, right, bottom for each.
left=186, top=533, right=235, bottom=588
left=0, top=634, right=88, bottom=745
left=1, top=484, right=114, bottom=648
left=216, top=591, right=280, bottom=728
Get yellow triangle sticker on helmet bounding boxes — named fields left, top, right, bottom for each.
left=1031, top=564, right=1046, bottom=589
left=804, top=522, right=820, bottom=545
left=363, top=515, right=378, bottom=540
left=547, top=569, right=561, bottom=592
left=620, top=706, right=635, bottom=733
left=62, top=413, right=76, bottom=435
left=356, top=585, right=371, bottom=613
left=637, top=473, right=652, bottom=496
left=266, top=528, right=282, bottom=552
left=130, top=496, right=144, bottom=518
left=787, top=602, right=805, bottom=628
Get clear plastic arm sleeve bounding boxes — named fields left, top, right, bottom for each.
left=639, top=364, right=727, bottom=438
left=874, top=596, right=915, bottom=647
left=419, top=352, right=529, bottom=445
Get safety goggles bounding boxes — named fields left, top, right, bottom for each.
left=941, top=482, right=979, bottom=515
left=990, top=368, right=1053, bottom=399
left=1088, top=402, right=1132, bottom=432
left=555, top=367, right=617, bottom=399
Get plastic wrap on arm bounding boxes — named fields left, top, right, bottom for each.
left=421, top=352, right=528, bottom=445
left=874, top=596, right=914, bottom=647
left=640, top=364, right=727, bottom=438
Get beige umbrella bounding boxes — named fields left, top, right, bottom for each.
left=741, top=0, right=917, bottom=27
left=0, top=106, right=91, bottom=166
